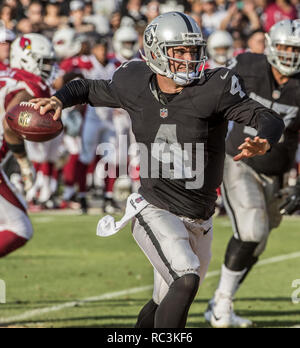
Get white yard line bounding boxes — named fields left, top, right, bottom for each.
left=0, top=250, right=300, bottom=325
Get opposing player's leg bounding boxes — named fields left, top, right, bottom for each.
left=97, top=122, right=120, bottom=213
left=133, top=205, right=212, bottom=328
left=0, top=169, right=33, bottom=257
left=38, top=135, right=63, bottom=208
left=78, top=114, right=102, bottom=213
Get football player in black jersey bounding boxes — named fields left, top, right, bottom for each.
left=204, top=19, right=300, bottom=328
left=30, top=12, right=284, bottom=328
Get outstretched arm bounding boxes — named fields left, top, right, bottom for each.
left=30, top=78, right=122, bottom=120
left=217, top=71, right=284, bottom=160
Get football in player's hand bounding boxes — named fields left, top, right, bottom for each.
left=5, top=102, right=63, bottom=142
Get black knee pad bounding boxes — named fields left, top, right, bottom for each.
left=171, top=273, right=200, bottom=298
left=6, top=142, right=25, bottom=155
left=225, top=237, right=259, bottom=271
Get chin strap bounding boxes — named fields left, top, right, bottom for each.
left=172, top=71, right=199, bottom=86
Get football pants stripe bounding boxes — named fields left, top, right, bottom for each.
left=221, top=182, right=241, bottom=239
left=136, top=213, right=180, bottom=282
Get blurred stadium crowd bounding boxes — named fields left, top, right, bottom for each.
left=0, top=0, right=299, bottom=214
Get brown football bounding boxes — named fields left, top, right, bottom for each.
left=5, top=102, right=63, bottom=142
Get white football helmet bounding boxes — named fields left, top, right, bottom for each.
left=52, top=27, right=82, bottom=59
left=113, top=26, right=139, bottom=61
left=142, top=11, right=207, bottom=86
left=265, top=19, right=300, bottom=76
left=207, top=30, right=233, bottom=65
left=10, top=33, right=56, bottom=80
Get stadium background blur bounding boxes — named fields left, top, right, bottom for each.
left=0, top=0, right=300, bottom=327
left=0, top=0, right=299, bottom=214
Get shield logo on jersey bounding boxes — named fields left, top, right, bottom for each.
left=18, top=111, right=32, bottom=128
left=144, top=24, right=157, bottom=47
left=160, top=108, right=168, bottom=118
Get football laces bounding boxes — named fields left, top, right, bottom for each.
left=20, top=102, right=37, bottom=108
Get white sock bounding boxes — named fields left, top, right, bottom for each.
left=63, top=186, right=75, bottom=201
left=50, top=178, right=57, bottom=195
left=105, top=191, right=113, bottom=199
left=215, top=264, right=247, bottom=299
left=39, top=176, right=51, bottom=203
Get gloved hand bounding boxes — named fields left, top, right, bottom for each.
left=279, top=177, right=300, bottom=215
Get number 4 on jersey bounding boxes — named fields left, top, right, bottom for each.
left=230, top=75, right=246, bottom=98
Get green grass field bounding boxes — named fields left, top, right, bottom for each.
left=0, top=213, right=299, bottom=328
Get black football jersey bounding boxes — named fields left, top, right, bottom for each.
left=226, top=52, right=300, bottom=176
left=56, top=60, right=283, bottom=219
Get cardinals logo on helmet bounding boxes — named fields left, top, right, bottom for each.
left=20, top=37, right=32, bottom=50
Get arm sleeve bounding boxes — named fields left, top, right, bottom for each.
left=217, top=72, right=284, bottom=146
left=54, top=78, right=122, bottom=109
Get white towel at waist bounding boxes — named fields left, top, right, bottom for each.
left=96, top=193, right=149, bottom=237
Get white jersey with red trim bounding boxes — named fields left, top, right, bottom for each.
left=0, top=68, right=51, bottom=163
left=59, top=55, right=116, bottom=79
left=0, top=61, right=9, bottom=72
left=59, top=55, right=93, bottom=75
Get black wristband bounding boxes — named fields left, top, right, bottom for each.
left=7, top=142, right=26, bottom=154
left=256, top=111, right=285, bottom=146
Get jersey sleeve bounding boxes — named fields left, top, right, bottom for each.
left=87, top=78, right=123, bottom=108
left=54, top=77, right=122, bottom=109
left=217, top=70, right=284, bottom=145
left=55, top=61, right=145, bottom=110
left=217, top=71, right=268, bottom=125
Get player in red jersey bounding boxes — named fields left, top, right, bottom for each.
left=0, top=26, right=15, bottom=71
left=0, top=33, right=56, bottom=257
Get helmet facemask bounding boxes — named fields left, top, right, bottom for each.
left=34, top=55, right=56, bottom=80
left=159, top=38, right=207, bottom=86
left=120, top=41, right=139, bottom=60
left=265, top=20, right=300, bottom=76
left=266, top=36, right=300, bottom=76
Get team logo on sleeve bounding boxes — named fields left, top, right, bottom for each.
left=160, top=108, right=168, bottom=118
left=144, top=25, right=157, bottom=47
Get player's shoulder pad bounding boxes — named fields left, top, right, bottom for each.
left=204, top=67, right=237, bottom=85
left=227, top=52, right=267, bottom=75
left=112, top=60, right=152, bottom=89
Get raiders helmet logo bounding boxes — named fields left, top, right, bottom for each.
left=144, top=24, right=157, bottom=47
left=18, top=111, right=32, bottom=127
